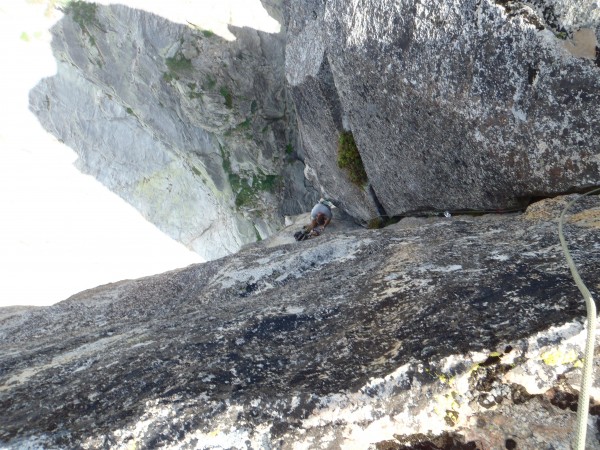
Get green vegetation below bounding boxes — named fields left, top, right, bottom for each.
left=166, top=54, right=192, bottom=72
left=65, top=1, right=98, bottom=31
left=204, top=75, right=217, bottom=90
left=219, top=86, right=233, bottom=108
left=367, top=216, right=401, bottom=229
left=338, top=130, right=368, bottom=187
left=220, top=147, right=280, bottom=208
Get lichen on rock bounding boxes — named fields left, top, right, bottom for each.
left=2, top=195, right=600, bottom=448
left=286, top=0, right=600, bottom=220
left=29, top=1, right=318, bottom=260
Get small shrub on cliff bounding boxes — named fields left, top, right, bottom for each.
left=219, top=86, right=233, bottom=108
left=65, top=1, right=98, bottom=31
left=337, top=131, right=368, bottom=186
left=204, top=76, right=217, bottom=90
left=255, top=174, right=280, bottom=193
left=166, top=54, right=192, bottom=72
left=367, top=218, right=384, bottom=229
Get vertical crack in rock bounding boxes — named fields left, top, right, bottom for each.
left=289, top=0, right=600, bottom=218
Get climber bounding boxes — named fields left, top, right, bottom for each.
left=294, top=199, right=335, bottom=241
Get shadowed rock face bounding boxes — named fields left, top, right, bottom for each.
left=29, top=0, right=600, bottom=254
left=29, top=2, right=318, bottom=260
left=1, top=196, right=600, bottom=448
left=286, top=0, right=600, bottom=220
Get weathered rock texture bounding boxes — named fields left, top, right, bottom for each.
left=2, top=195, right=600, bottom=449
left=30, top=2, right=318, bottom=260
left=30, top=0, right=600, bottom=252
left=286, top=0, right=600, bottom=220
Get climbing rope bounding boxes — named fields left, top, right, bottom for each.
left=558, top=188, right=600, bottom=450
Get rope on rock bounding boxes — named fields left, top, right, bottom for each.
left=558, top=188, right=600, bottom=450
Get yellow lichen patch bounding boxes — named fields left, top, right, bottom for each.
left=437, top=372, right=451, bottom=385
left=433, top=392, right=460, bottom=426
left=541, top=348, right=579, bottom=367
left=567, top=208, right=600, bottom=229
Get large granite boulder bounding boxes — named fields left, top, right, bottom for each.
left=30, top=2, right=318, bottom=260
left=286, top=0, right=600, bottom=221
left=2, top=195, right=600, bottom=448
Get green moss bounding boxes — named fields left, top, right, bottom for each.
left=219, top=86, right=233, bottom=108
left=190, top=166, right=210, bottom=187
left=220, top=146, right=232, bottom=174
left=65, top=1, right=98, bottom=31
left=285, top=143, right=293, bottom=154
left=367, top=216, right=401, bottom=229
left=166, top=54, right=192, bottom=72
left=555, top=31, right=568, bottom=40
left=162, top=72, right=179, bottom=83
left=255, top=174, right=279, bottom=193
left=254, top=225, right=262, bottom=242
left=367, top=218, right=383, bottom=229
left=220, top=146, right=278, bottom=209
left=202, top=29, right=215, bottom=38
left=251, top=100, right=258, bottom=113
left=126, top=107, right=134, bottom=115
left=337, top=130, right=368, bottom=186
left=235, top=182, right=254, bottom=207
left=238, top=118, right=251, bottom=129
left=163, top=54, right=189, bottom=85
left=204, top=75, right=216, bottom=90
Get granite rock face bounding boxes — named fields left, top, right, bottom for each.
left=30, top=2, right=318, bottom=260
left=286, top=0, right=600, bottom=220
left=2, top=195, right=600, bottom=448
left=30, top=0, right=600, bottom=250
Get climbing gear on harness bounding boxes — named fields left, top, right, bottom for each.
left=294, top=230, right=309, bottom=241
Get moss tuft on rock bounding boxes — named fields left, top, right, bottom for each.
left=337, top=130, right=368, bottom=187
left=65, top=1, right=98, bottom=31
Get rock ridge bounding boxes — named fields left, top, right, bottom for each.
left=1, top=195, right=600, bottom=448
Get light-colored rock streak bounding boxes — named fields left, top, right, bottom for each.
left=0, top=332, right=136, bottom=392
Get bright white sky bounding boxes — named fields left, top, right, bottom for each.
left=0, top=1, right=278, bottom=307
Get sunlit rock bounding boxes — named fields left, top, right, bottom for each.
left=2, top=196, right=600, bottom=448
